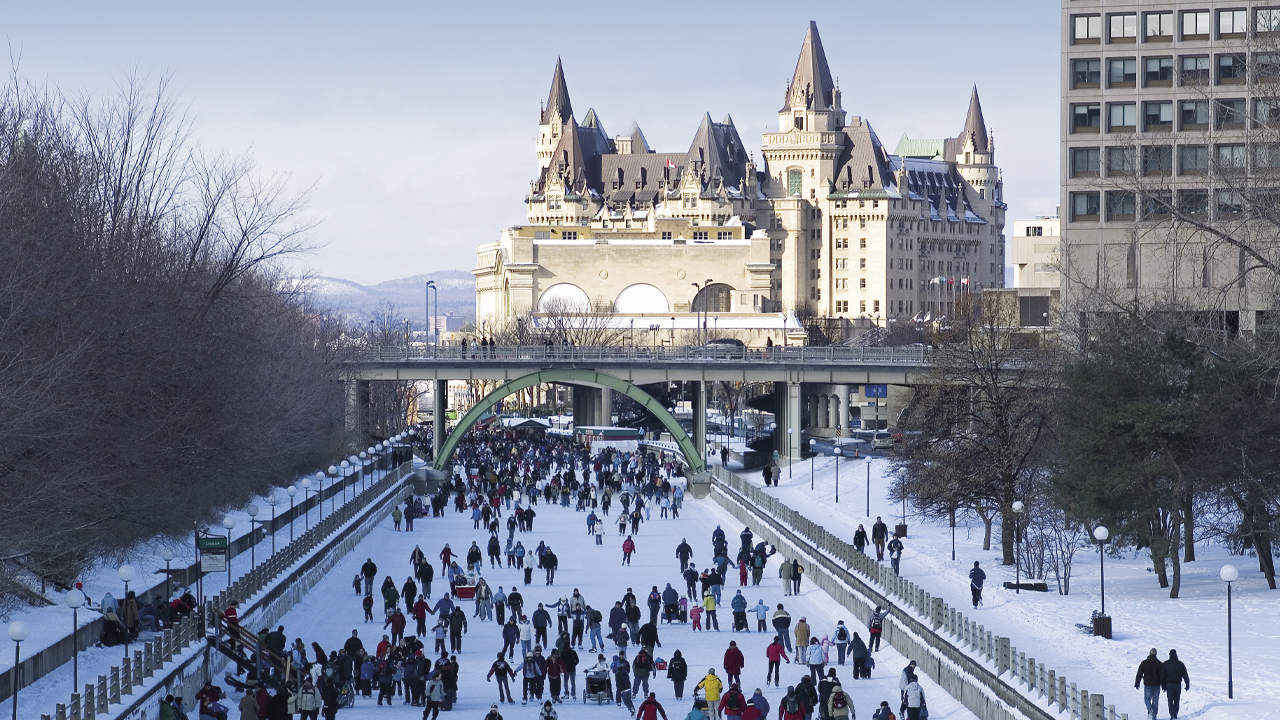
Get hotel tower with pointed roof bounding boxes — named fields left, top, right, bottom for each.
left=475, top=21, right=1006, bottom=336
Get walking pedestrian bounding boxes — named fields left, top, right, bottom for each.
left=1134, top=648, right=1164, bottom=720
left=1161, top=649, right=1190, bottom=720
left=969, top=562, right=986, bottom=608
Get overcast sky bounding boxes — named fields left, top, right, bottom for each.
left=9, top=1, right=1059, bottom=284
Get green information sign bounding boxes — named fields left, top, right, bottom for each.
left=197, top=535, right=227, bottom=551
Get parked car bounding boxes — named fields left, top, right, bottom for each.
left=872, top=431, right=895, bottom=450
left=690, top=338, right=746, bottom=359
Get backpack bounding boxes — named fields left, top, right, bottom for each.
left=832, top=692, right=848, bottom=709
left=590, top=610, right=603, bottom=624
left=835, top=627, right=849, bottom=643
left=784, top=696, right=802, bottom=713
left=726, top=693, right=742, bottom=710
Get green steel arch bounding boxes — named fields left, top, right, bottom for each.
left=432, top=369, right=705, bottom=473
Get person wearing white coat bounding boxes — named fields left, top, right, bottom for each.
left=903, top=676, right=925, bottom=720
left=518, top=618, right=534, bottom=657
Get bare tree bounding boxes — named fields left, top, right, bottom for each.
left=892, top=294, right=1057, bottom=564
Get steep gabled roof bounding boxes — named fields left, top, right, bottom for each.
left=782, top=21, right=837, bottom=112
left=960, top=85, right=989, bottom=154
left=581, top=107, right=606, bottom=135
left=686, top=112, right=750, bottom=188
left=541, top=57, right=573, bottom=125
left=627, top=122, right=651, bottom=153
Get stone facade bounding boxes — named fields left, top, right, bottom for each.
left=476, top=22, right=1006, bottom=335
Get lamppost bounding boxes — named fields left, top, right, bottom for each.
left=787, top=428, right=793, bottom=479
left=864, top=455, right=872, bottom=517
left=161, top=548, right=176, bottom=602
left=286, top=486, right=297, bottom=541
left=246, top=505, right=260, bottom=572
left=649, top=324, right=659, bottom=351
left=314, top=472, right=326, bottom=521
left=808, top=439, right=816, bottom=490
left=118, top=563, right=135, bottom=657
left=300, top=478, right=313, bottom=530
left=329, top=465, right=341, bottom=509
left=266, top=494, right=279, bottom=555
left=8, top=621, right=28, bottom=720
left=221, top=516, right=235, bottom=587
left=118, top=563, right=135, bottom=599
left=340, top=460, right=352, bottom=501
left=949, top=507, right=957, bottom=562
left=360, top=451, right=370, bottom=488
left=1218, top=561, right=1239, bottom=696
left=1093, top=526, right=1109, bottom=616
left=425, top=280, right=438, bottom=344
left=351, top=454, right=362, bottom=491
left=833, top=445, right=841, bottom=503
left=1011, top=501, right=1025, bottom=594
left=66, top=589, right=84, bottom=689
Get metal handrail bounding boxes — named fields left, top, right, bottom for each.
left=344, top=343, right=935, bottom=366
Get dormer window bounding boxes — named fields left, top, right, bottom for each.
left=793, top=114, right=804, bottom=130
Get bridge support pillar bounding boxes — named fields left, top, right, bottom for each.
left=774, top=381, right=804, bottom=459
left=432, top=380, right=447, bottom=458
left=819, top=394, right=830, bottom=430
left=344, top=379, right=370, bottom=441
left=692, top=381, right=707, bottom=462
left=836, top=384, right=850, bottom=435
left=600, top=387, right=613, bottom=425
left=571, top=387, right=601, bottom=427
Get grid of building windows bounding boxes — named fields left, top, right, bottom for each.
left=1066, top=3, right=1280, bottom=223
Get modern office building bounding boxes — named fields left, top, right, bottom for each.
left=474, top=21, right=1006, bottom=336
left=1061, top=1, right=1280, bottom=332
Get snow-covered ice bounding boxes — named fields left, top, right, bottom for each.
left=257, top=481, right=978, bottom=719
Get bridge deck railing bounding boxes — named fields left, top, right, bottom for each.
left=347, top=343, right=934, bottom=366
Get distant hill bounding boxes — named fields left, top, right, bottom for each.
left=306, top=270, right=475, bottom=325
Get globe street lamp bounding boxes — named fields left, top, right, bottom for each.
left=350, top=455, right=362, bottom=491
left=360, top=451, right=370, bottom=489
left=1218, top=561, right=1239, bottom=696
left=331, top=464, right=344, bottom=506
left=286, top=486, right=297, bottom=542
left=246, top=505, right=260, bottom=572
left=1011, top=501, right=1025, bottom=594
left=118, top=563, right=135, bottom=599
left=808, top=439, right=816, bottom=490
left=118, top=564, right=135, bottom=656
left=160, top=548, right=176, bottom=603
left=1093, top=525, right=1110, bottom=618
left=220, top=516, right=235, bottom=588
left=65, top=589, right=84, bottom=689
left=299, top=478, right=313, bottom=530
left=9, top=621, right=29, bottom=720
left=314, top=472, right=326, bottom=521
left=832, top=445, right=842, bottom=503
left=787, top=428, right=793, bottom=479
left=266, top=494, right=279, bottom=555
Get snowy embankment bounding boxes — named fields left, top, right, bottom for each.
left=0, top=463, right=404, bottom=719
left=715, top=453, right=1276, bottom=720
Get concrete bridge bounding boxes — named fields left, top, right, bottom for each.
left=342, top=344, right=936, bottom=472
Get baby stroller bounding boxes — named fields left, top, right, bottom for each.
left=339, top=681, right=356, bottom=708
left=582, top=670, right=613, bottom=704
left=661, top=602, right=680, bottom=623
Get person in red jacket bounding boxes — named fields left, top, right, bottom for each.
left=723, top=641, right=746, bottom=686
left=636, top=691, right=668, bottom=720
left=765, top=637, right=790, bottom=687
left=622, top=536, right=636, bottom=566
left=383, top=609, right=407, bottom=645
left=440, top=544, right=454, bottom=573
left=739, top=562, right=748, bottom=586
left=719, top=683, right=748, bottom=719
left=413, top=597, right=430, bottom=637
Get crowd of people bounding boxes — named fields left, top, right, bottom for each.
left=190, top=427, right=934, bottom=720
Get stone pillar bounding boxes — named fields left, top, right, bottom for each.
left=828, top=394, right=840, bottom=429
left=836, top=384, right=850, bottom=435
left=344, top=378, right=370, bottom=439
left=787, top=382, right=803, bottom=459
left=600, top=387, right=613, bottom=425
left=692, top=381, right=707, bottom=461
left=432, top=380, right=446, bottom=457
left=572, top=387, right=601, bottom=427
left=818, top=395, right=829, bottom=429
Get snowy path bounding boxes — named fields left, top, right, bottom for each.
left=717, top=453, right=1278, bottom=720
left=266, top=490, right=978, bottom=719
